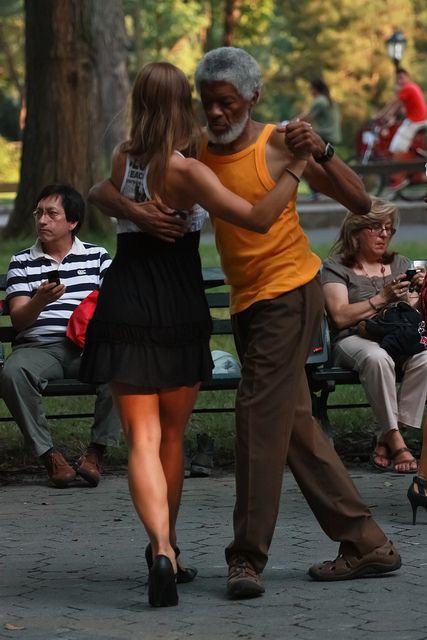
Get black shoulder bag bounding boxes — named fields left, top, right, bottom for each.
left=358, top=301, right=427, bottom=362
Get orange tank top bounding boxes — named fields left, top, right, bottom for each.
left=199, top=124, right=321, bottom=314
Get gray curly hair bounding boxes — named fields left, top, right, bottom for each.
left=195, top=47, right=262, bottom=101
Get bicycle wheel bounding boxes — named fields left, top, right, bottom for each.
left=346, top=156, right=385, bottom=196
left=400, top=129, right=427, bottom=200
left=397, top=180, right=427, bottom=202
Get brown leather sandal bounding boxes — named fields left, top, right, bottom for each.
left=390, top=447, right=418, bottom=474
left=370, top=441, right=391, bottom=472
left=308, top=540, right=401, bottom=581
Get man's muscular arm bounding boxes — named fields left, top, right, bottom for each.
left=279, top=121, right=371, bottom=214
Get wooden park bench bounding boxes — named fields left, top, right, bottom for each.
left=0, top=268, right=330, bottom=430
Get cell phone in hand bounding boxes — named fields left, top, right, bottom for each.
left=405, top=268, right=417, bottom=280
left=47, top=270, right=60, bottom=286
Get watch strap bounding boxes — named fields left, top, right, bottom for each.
left=315, top=142, right=335, bottom=164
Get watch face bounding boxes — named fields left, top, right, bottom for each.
left=317, top=143, right=335, bottom=163
left=325, top=143, right=334, bottom=159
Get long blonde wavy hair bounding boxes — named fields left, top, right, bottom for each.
left=121, top=62, right=201, bottom=201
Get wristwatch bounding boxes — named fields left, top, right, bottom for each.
left=315, top=142, right=335, bottom=164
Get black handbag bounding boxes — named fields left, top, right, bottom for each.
left=358, top=301, right=427, bottom=361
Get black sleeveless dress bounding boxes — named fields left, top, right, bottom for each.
left=79, top=230, right=213, bottom=389
left=79, top=154, right=213, bottom=389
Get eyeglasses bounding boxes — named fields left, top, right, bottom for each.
left=365, top=223, right=396, bottom=237
left=32, top=208, right=64, bottom=220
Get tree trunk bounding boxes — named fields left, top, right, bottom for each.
left=4, top=0, right=129, bottom=239
left=92, top=0, right=129, bottom=179
left=223, top=0, right=241, bottom=47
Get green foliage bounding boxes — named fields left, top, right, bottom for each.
left=0, top=7, right=24, bottom=96
left=119, top=0, right=427, bottom=158
left=0, top=135, right=20, bottom=182
left=1, top=0, right=427, bottom=196
left=124, top=0, right=209, bottom=78
left=0, top=1, right=24, bottom=144
left=0, top=0, right=22, bottom=18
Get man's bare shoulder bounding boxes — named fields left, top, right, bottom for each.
left=165, top=155, right=213, bottom=204
left=169, top=153, right=205, bottom=177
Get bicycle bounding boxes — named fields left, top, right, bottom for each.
left=346, top=119, right=427, bottom=201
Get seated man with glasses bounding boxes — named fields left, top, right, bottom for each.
left=321, top=197, right=427, bottom=473
left=0, top=183, right=121, bottom=488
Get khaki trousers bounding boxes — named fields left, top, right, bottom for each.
left=225, top=276, right=386, bottom=573
left=333, top=334, right=427, bottom=436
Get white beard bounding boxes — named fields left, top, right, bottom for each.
left=207, top=111, right=249, bottom=145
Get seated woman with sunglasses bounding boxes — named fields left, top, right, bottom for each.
left=322, top=197, right=427, bottom=473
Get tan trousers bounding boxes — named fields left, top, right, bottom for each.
left=225, top=276, right=386, bottom=573
left=334, top=335, right=427, bottom=436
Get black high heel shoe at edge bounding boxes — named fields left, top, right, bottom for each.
left=407, top=476, right=427, bottom=525
left=145, top=543, right=197, bottom=584
left=148, top=555, right=178, bottom=607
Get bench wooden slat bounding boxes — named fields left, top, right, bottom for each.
left=205, top=291, right=229, bottom=307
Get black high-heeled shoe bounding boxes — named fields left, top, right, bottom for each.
left=148, top=555, right=178, bottom=607
left=407, top=476, right=427, bottom=525
left=145, top=543, right=197, bottom=584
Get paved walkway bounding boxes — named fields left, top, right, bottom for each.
left=1, top=465, right=426, bottom=640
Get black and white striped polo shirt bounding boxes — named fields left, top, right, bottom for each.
left=6, top=237, right=111, bottom=343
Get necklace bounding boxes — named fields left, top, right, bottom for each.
left=357, top=262, right=386, bottom=294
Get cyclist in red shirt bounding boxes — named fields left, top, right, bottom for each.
left=376, top=68, right=427, bottom=187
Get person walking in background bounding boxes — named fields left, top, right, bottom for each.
left=80, top=61, right=316, bottom=608
left=322, top=197, right=427, bottom=474
left=88, top=48, right=402, bottom=600
left=0, top=184, right=121, bottom=489
left=299, top=78, right=342, bottom=200
left=299, top=78, right=342, bottom=146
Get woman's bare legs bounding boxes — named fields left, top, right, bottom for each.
left=111, top=382, right=199, bottom=570
left=158, top=384, right=200, bottom=554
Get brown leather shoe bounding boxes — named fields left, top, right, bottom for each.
left=41, top=449, right=76, bottom=488
left=76, top=445, right=103, bottom=487
left=227, top=555, right=265, bottom=599
left=308, top=539, right=402, bottom=581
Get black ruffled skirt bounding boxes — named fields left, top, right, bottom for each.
left=79, top=232, right=213, bottom=389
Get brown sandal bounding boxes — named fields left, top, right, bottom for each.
left=390, top=447, right=418, bottom=474
left=370, top=441, right=391, bottom=472
left=308, top=540, right=401, bottom=581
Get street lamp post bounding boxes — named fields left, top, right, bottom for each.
left=385, top=29, right=407, bottom=70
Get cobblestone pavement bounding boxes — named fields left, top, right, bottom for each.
left=1, top=466, right=426, bottom=640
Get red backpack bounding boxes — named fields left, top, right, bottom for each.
left=66, top=290, right=99, bottom=349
